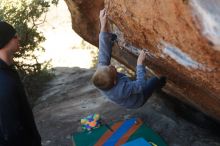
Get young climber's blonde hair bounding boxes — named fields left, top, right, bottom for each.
left=91, top=66, right=115, bottom=90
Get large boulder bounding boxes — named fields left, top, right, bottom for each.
left=64, top=0, right=220, bottom=121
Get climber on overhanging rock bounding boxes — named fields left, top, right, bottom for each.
left=91, top=8, right=166, bottom=109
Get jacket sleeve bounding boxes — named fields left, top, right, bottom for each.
left=19, top=90, right=42, bottom=146
left=129, top=64, right=147, bottom=94
left=98, top=32, right=114, bottom=66
left=113, top=65, right=147, bottom=99
left=0, top=81, right=21, bottom=142
left=0, top=75, right=41, bottom=146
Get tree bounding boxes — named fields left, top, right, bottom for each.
left=0, top=0, right=59, bottom=104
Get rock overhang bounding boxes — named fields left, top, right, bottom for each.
left=64, top=0, right=220, bottom=121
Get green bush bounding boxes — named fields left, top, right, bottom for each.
left=0, top=0, right=58, bottom=104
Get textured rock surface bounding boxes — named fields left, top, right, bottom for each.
left=64, top=0, right=103, bottom=46
left=64, top=0, right=220, bottom=121
left=34, top=67, right=220, bottom=146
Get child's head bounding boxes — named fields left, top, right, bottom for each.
left=92, top=65, right=117, bottom=90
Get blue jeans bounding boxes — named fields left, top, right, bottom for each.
left=143, top=77, right=160, bottom=98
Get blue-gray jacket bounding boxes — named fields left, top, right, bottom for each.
left=98, top=32, right=159, bottom=108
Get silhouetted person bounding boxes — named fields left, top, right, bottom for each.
left=0, top=21, right=41, bottom=146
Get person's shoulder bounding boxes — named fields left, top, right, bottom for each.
left=0, top=70, right=15, bottom=87
left=0, top=69, right=11, bottom=80
left=112, top=76, right=131, bottom=90
left=0, top=69, right=7, bottom=78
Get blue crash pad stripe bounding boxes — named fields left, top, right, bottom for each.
left=122, top=138, right=152, bottom=146
left=103, top=118, right=136, bottom=146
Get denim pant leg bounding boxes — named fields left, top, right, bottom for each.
left=143, top=77, right=160, bottom=98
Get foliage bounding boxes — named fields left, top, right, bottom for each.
left=91, top=46, right=99, bottom=68
left=0, top=0, right=58, bottom=103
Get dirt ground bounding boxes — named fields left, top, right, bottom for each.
left=34, top=67, right=220, bottom=146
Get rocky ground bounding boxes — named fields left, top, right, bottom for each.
left=34, top=67, right=220, bottom=146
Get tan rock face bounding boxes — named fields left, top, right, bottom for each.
left=64, top=0, right=103, bottom=46
left=64, top=0, right=220, bottom=121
